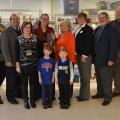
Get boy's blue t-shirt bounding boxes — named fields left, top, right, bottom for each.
left=38, top=57, right=55, bottom=85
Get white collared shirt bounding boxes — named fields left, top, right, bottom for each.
left=74, top=23, right=86, bottom=37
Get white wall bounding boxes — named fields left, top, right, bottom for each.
left=13, top=0, right=51, bottom=15
left=0, top=0, right=119, bottom=17
left=0, top=0, right=52, bottom=16
left=0, top=0, right=11, bottom=9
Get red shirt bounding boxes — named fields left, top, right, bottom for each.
left=55, top=32, right=76, bottom=64
left=33, top=24, right=55, bottom=43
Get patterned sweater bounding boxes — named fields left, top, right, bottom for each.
left=16, top=34, right=38, bottom=66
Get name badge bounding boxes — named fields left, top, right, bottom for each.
left=80, top=30, right=83, bottom=33
left=65, top=70, right=68, bottom=74
left=26, top=50, right=32, bottom=56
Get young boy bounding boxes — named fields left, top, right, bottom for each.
left=38, top=43, right=55, bottom=109
left=55, top=46, right=74, bottom=109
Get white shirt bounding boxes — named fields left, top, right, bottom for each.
left=74, top=23, right=86, bottom=37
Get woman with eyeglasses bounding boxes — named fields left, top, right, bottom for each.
left=33, top=13, right=56, bottom=101
left=16, top=22, right=39, bottom=109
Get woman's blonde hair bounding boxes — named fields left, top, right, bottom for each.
left=60, top=19, right=72, bottom=32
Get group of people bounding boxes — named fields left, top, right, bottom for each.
left=0, top=6, right=120, bottom=110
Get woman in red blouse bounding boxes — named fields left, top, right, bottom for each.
left=55, top=19, right=76, bottom=64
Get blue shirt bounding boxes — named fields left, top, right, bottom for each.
left=38, top=57, right=55, bottom=85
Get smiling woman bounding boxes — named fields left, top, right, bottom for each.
left=21, top=21, right=33, bottom=35
left=55, top=19, right=76, bottom=64
left=75, top=12, right=94, bottom=102
left=16, top=21, right=40, bottom=109
left=33, top=13, right=56, bottom=101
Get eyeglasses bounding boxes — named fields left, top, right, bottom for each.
left=41, top=18, right=49, bottom=20
left=24, top=27, right=31, bottom=29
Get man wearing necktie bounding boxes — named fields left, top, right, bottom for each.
left=92, top=12, right=118, bottom=106
left=0, top=14, right=21, bottom=104
left=94, top=26, right=104, bottom=44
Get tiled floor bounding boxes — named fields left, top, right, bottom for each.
left=0, top=80, right=120, bottom=120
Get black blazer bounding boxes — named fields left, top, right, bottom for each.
left=75, top=24, right=94, bottom=57
left=94, top=24, right=118, bottom=67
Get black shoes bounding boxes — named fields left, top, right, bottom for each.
left=0, top=96, right=3, bottom=104
left=24, top=102, right=30, bottom=109
left=8, top=98, right=19, bottom=104
left=48, top=105, right=52, bottom=108
left=76, top=96, right=89, bottom=101
left=102, top=100, right=111, bottom=106
left=30, top=101, right=36, bottom=108
left=60, top=104, right=70, bottom=109
left=43, top=106, right=48, bottom=109
left=112, top=92, right=120, bottom=97
left=52, top=97, right=56, bottom=101
left=76, top=96, right=80, bottom=99
left=92, top=94, right=111, bottom=106
left=24, top=101, right=36, bottom=109
left=92, top=94, right=103, bottom=99
left=43, top=105, right=52, bottom=109
left=15, top=94, right=23, bottom=99
left=60, top=104, right=65, bottom=109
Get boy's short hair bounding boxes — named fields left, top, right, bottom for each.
left=59, top=46, right=68, bottom=53
left=43, top=43, right=52, bottom=51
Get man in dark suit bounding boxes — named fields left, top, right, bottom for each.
left=92, top=12, right=118, bottom=106
left=0, top=14, right=20, bottom=104
left=110, top=7, right=120, bottom=97
left=75, top=12, right=94, bottom=101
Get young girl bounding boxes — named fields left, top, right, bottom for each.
left=55, top=46, right=74, bottom=109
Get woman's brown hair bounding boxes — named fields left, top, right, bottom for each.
left=21, top=21, right=33, bottom=33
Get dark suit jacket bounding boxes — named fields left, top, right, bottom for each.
left=94, top=24, right=118, bottom=67
left=75, top=24, right=94, bottom=57
left=0, top=34, right=4, bottom=62
left=0, top=26, right=18, bottom=66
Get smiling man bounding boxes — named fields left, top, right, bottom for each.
left=0, top=14, right=20, bottom=104
left=92, top=12, right=118, bottom=106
